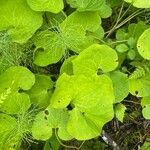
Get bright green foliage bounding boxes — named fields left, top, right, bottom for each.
left=1, top=0, right=150, bottom=148
left=73, top=44, right=118, bottom=76
left=60, top=56, right=76, bottom=75
left=67, top=0, right=105, bottom=11
left=0, top=0, right=43, bottom=43
left=61, top=11, right=101, bottom=32
left=27, top=0, right=64, bottom=13
left=33, top=24, right=92, bottom=66
left=0, top=112, right=31, bottom=150
left=32, top=4, right=104, bottom=67
left=137, top=28, right=150, bottom=60
left=0, top=92, right=30, bottom=114
left=115, top=21, right=148, bottom=60
left=127, top=50, right=136, bottom=60
left=87, top=26, right=105, bottom=40
left=43, top=135, right=60, bottom=150
left=51, top=73, right=114, bottom=109
left=67, top=107, right=100, bottom=140
left=141, top=96, right=150, bottom=119
left=129, top=73, right=150, bottom=97
left=99, top=4, right=112, bottom=18
left=51, top=73, right=114, bottom=140
left=0, top=114, right=18, bottom=149
left=124, top=0, right=150, bottom=8
left=33, top=30, right=65, bottom=66
left=60, top=23, right=92, bottom=53
left=116, top=44, right=129, bottom=53
left=114, top=104, right=126, bottom=122
left=0, top=66, right=35, bottom=91
left=32, top=106, right=72, bottom=141
left=141, top=142, right=150, bottom=150
left=27, top=75, right=54, bottom=108
left=110, top=71, right=129, bottom=103
left=0, top=66, right=35, bottom=114
left=128, top=22, right=148, bottom=41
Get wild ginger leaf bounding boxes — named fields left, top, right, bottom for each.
left=61, top=11, right=101, bottom=32
left=137, top=28, right=150, bottom=60
left=67, top=108, right=100, bottom=140
left=51, top=73, right=114, bottom=109
left=0, top=92, right=30, bottom=114
left=27, top=0, right=64, bottom=13
left=0, top=66, right=35, bottom=91
left=0, top=66, right=35, bottom=114
left=72, top=44, right=118, bottom=76
left=0, top=0, right=43, bottom=43
left=51, top=73, right=114, bottom=140
left=67, top=0, right=105, bottom=11
left=60, top=56, right=77, bottom=75
left=129, top=73, right=150, bottom=97
left=114, top=103, right=126, bottom=122
left=27, top=75, right=54, bottom=109
left=33, top=30, right=65, bottom=66
left=141, top=96, right=150, bottom=119
left=124, top=0, right=150, bottom=8
left=110, top=71, right=129, bottom=103
left=33, top=24, right=92, bottom=66
left=60, top=23, right=93, bottom=53
left=99, top=4, right=112, bottom=18
left=32, top=107, right=72, bottom=141
left=50, top=74, right=74, bottom=108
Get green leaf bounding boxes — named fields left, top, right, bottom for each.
left=50, top=74, right=74, bottom=108
left=33, top=30, right=65, bottom=66
left=51, top=73, right=114, bottom=140
left=116, top=29, right=128, bottom=41
left=0, top=114, right=18, bottom=149
left=127, top=50, right=136, bottom=60
left=114, top=104, right=126, bottom=122
left=140, top=142, right=150, bottom=150
left=51, top=74, right=114, bottom=109
left=141, top=96, right=150, bottom=119
left=73, top=44, right=118, bottom=76
left=0, top=92, right=30, bottom=114
left=0, top=66, right=35, bottom=114
left=67, top=108, right=100, bottom=140
left=110, top=71, right=129, bottom=103
left=33, top=22, right=92, bottom=66
left=67, top=0, right=105, bottom=11
left=27, top=0, right=64, bottom=13
left=99, top=4, right=112, bottom=18
left=60, top=56, right=77, bottom=75
left=60, top=23, right=93, bottom=53
left=87, top=26, right=105, bottom=40
left=0, top=66, right=35, bottom=91
left=27, top=75, right=54, bottom=109
left=0, top=0, right=43, bottom=43
left=61, top=11, right=101, bottom=32
left=116, top=44, right=129, bottom=53
left=32, top=107, right=72, bottom=141
left=128, top=21, right=148, bottom=41
left=137, top=28, right=150, bottom=60
left=129, top=73, right=150, bottom=97
left=124, top=0, right=150, bottom=8
left=44, top=135, right=60, bottom=150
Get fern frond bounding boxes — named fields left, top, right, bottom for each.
left=129, top=62, right=150, bottom=79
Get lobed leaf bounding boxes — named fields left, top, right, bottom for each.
left=0, top=0, right=43, bottom=43
left=73, top=44, right=118, bottom=76
left=27, top=0, right=64, bottom=13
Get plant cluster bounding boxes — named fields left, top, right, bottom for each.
left=0, top=0, right=150, bottom=149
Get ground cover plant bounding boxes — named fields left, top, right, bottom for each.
left=0, top=0, right=150, bottom=149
